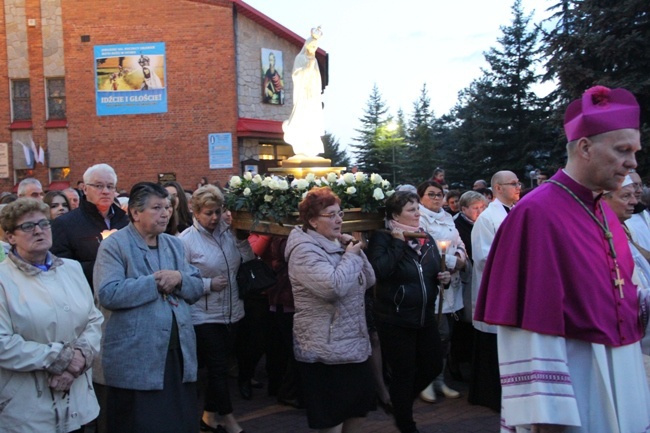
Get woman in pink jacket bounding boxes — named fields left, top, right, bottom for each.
left=285, top=187, right=376, bottom=433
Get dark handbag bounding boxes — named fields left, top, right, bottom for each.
left=236, top=258, right=277, bottom=299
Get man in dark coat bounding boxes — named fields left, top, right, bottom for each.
left=51, top=163, right=129, bottom=290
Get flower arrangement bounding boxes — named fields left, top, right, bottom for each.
left=225, top=171, right=395, bottom=224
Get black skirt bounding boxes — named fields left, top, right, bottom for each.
left=106, top=348, right=198, bottom=433
left=467, top=329, right=501, bottom=412
left=298, top=360, right=376, bottom=429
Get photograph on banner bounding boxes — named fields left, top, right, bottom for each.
left=261, top=48, right=284, bottom=105
left=94, top=42, right=167, bottom=115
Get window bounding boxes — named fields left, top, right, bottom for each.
left=47, top=78, right=66, bottom=119
left=11, top=80, right=31, bottom=121
left=50, top=167, right=71, bottom=181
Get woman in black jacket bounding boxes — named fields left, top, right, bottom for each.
left=367, top=190, right=450, bottom=433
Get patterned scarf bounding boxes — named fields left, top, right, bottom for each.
left=388, top=219, right=426, bottom=254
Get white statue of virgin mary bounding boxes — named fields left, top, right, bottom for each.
left=282, top=27, right=325, bottom=157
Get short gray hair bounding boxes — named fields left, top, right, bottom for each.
left=83, top=163, right=117, bottom=185
left=459, top=191, right=488, bottom=209
left=17, top=178, right=42, bottom=197
left=63, top=187, right=79, bottom=199
left=127, top=182, right=168, bottom=222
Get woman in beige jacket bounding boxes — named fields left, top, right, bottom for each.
left=0, top=199, right=103, bottom=433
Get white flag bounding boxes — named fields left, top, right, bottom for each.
left=15, top=139, right=33, bottom=168
left=37, top=146, right=45, bottom=165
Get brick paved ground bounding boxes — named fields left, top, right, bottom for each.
left=223, top=375, right=500, bottom=433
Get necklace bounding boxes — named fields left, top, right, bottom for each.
left=548, top=179, right=625, bottom=298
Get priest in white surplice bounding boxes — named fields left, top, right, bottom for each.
left=475, top=86, right=650, bottom=433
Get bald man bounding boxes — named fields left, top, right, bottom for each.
left=468, top=170, right=520, bottom=411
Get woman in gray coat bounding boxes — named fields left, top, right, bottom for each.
left=94, top=182, right=203, bottom=433
left=285, top=187, right=376, bottom=433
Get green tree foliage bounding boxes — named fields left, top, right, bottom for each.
left=319, top=132, right=351, bottom=168
left=542, top=0, right=650, bottom=177
left=351, top=85, right=389, bottom=174
left=375, top=115, right=407, bottom=186
left=404, top=84, right=441, bottom=185
left=441, top=0, right=555, bottom=185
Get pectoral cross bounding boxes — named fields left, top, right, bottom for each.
left=614, top=264, right=625, bottom=299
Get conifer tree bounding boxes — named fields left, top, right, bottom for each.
left=319, top=132, right=351, bottom=168
left=542, top=0, right=650, bottom=176
left=442, top=0, right=554, bottom=183
left=406, top=84, right=439, bottom=184
left=351, top=85, right=389, bottom=173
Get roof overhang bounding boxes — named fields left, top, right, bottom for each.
left=237, top=117, right=285, bottom=139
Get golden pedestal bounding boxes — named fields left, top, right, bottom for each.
left=268, top=154, right=345, bottom=178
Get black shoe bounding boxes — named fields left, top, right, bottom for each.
left=200, top=420, right=227, bottom=433
left=239, top=379, right=252, bottom=400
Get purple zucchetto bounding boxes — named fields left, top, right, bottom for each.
left=564, top=85, right=640, bottom=141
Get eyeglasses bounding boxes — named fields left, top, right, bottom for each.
left=499, top=182, right=522, bottom=188
left=426, top=192, right=444, bottom=199
left=319, top=210, right=344, bottom=220
left=86, top=183, right=116, bottom=192
left=15, top=219, right=51, bottom=233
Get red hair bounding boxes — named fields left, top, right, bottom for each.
left=298, top=187, right=341, bottom=231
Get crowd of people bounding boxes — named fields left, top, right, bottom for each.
left=1, top=85, right=650, bottom=433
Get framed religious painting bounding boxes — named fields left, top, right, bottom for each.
left=261, top=48, right=284, bottom=105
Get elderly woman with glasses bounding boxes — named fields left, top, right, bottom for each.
left=285, top=186, right=376, bottom=433
left=94, top=182, right=204, bottom=433
left=0, top=198, right=103, bottom=432
left=179, top=184, right=254, bottom=433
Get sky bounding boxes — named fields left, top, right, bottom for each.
left=244, top=0, right=554, bottom=151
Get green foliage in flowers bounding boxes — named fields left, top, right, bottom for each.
left=225, top=171, right=394, bottom=223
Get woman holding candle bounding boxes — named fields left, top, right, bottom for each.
left=367, top=190, right=450, bottom=433
left=416, top=180, right=467, bottom=402
left=93, top=182, right=204, bottom=433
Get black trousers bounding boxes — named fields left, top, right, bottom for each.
left=236, top=295, right=270, bottom=383
left=194, top=323, right=237, bottom=415
left=266, top=307, right=301, bottom=401
left=377, top=321, right=443, bottom=433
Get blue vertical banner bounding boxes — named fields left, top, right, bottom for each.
left=94, top=42, right=167, bottom=115
left=209, top=133, right=234, bottom=169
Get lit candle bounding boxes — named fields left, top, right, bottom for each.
left=435, top=239, right=451, bottom=323
left=436, top=239, right=450, bottom=272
